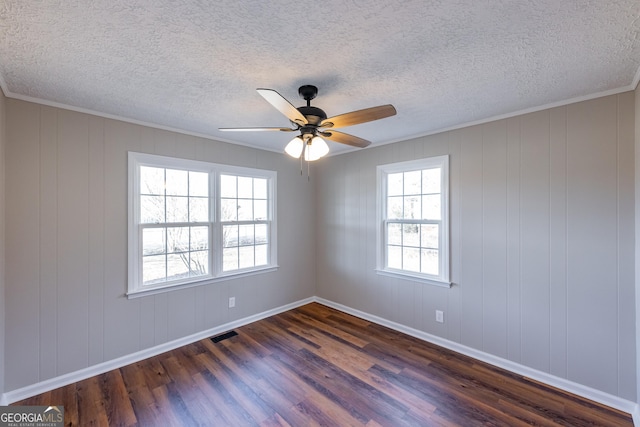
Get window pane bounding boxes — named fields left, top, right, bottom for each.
left=421, top=249, right=439, bottom=275
left=254, top=200, right=267, bottom=220
left=141, top=195, right=165, bottom=223
left=166, top=169, right=188, bottom=196
left=167, top=253, right=190, bottom=281
left=404, top=170, right=421, bottom=195
left=237, top=199, right=253, bottom=221
left=166, top=196, right=189, bottom=222
left=254, top=178, right=267, bottom=199
left=140, top=166, right=164, bottom=195
left=403, top=224, right=420, bottom=247
left=388, top=245, right=402, bottom=269
left=142, top=228, right=165, bottom=255
left=387, top=173, right=403, bottom=196
left=190, top=250, right=209, bottom=276
left=239, top=246, right=254, bottom=269
left=422, top=195, right=441, bottom=220
left=422, top=168, right=440, bottom=194
left=223, top=247, right=238, bottom=271
left=221, top=175, right=236, bottom=198
left=403, top=196, right=420, bottom=219
left=191, top=226, right=208, bottom=251
left=255, top=244, right=268, bottom=266
left=421, top=224, right=439, bottom=249
left=167, top=227, right=189, bottom=252
left=189, top=171, right=208, bottom=197
left=223, top=225, right=238, bottom=248
left=387, top=223, right=402, bottom=245
left=143, top=255, right=166, bottom=284
left=221, top=199, right=237, bottom=221
left=387, top=196, right=403, bottom=219
left=238, top=176, right=253, bottom=198
left=255, top=224, right=268, bottom=244
left=189, top=197, right=208, bottom=222
left=239, top=224, right=254, bottom=245
left=403, top=247, right=420, bottom=272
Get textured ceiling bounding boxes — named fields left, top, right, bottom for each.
left=1, top=0, right=639, bottom=156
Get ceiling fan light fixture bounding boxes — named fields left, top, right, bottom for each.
left=304, top=136, right=329, bottom=161
left=284, top=136, right=304, bottom=158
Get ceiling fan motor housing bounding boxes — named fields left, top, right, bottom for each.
left=296, top=105, right=327, bottom=126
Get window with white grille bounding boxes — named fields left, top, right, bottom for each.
left=377, top=156, right=450, bottom=287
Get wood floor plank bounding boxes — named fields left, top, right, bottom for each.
left=11, top=302, right=633, bottom=426
left=193, top=350, right=274, bottom=424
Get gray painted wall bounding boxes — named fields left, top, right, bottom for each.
left=315, top=92, right=636, bottom=400
left=3, top=99, right=316, bottom=391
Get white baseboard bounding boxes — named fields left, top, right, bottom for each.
left=0, top=297, right=314, bottom=405
left=1, top=294, right=637, bottom=425
left=314, top=297, right=638, bottom=420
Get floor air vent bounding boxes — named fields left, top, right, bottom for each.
left=211, top=330, right=238, bottom=343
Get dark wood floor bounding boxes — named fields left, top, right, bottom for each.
left=15, top=302, right=633, bottom=426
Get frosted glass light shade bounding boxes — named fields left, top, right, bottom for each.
left=284, top=136, right=304, bottom=158
left=304, top=136, right=329, bottom=161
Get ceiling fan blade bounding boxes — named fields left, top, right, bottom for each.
left=219, top=127, right=296, bottom=132
left=320, top=104, right=396, bottom=129
left=322, top=130, right=371, bottom=148
left=257, top=88, right=308, bottom=126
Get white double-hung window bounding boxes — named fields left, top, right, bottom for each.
left=128, top=152, right=277, bottom=297
left=376, top=156, right=450, bottom=287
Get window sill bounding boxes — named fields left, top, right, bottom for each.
left=127, top=265, right=279, bottom=299
left=375, top=269, right=452, bottom=288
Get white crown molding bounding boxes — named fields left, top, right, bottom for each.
left=0, top=87, right=286, bottom=155
left=2, top=68, right=639, bottom=160
left=363, top=81, right=640, bottom=154
left=633, top=64, right=640, bottom=90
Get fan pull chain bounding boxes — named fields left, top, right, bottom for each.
left=305, top=143, right=310, bottom=181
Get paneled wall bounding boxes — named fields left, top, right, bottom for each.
left=315, top=92, right=636, bottom=400
left=3, top=99, right=316, bottom=391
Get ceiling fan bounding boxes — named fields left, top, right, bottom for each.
left=219, top=85, right=396, bottom=161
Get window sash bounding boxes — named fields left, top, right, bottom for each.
left=219, top=219, right=272, bottom=273
left=139, top=223, right=213, bottom=287
left=383, top=219, right=442, bottom=276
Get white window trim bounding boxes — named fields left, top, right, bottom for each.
left=375, top=155, right=451, bottom=287
left=127, top=152, right=278, bottom=298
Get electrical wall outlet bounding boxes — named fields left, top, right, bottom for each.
left=435, top=310, right=444, bottom=323
left=229, top=297, right=236, bottom=308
